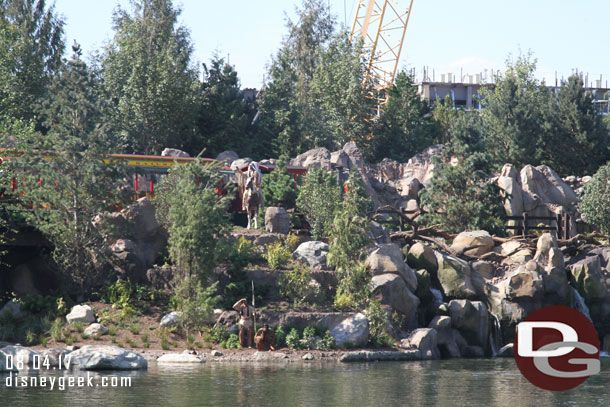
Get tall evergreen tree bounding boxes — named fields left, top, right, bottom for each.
left=542, top=74, right=610, bottom=175
left=0, top=0, right=64, bottom=124
left=480, top=54, right=554, bottom=168
left=195, top=55, right=257, bottom=157
left=372, top=71, right=439, bottom=162
left=102, top=0, right=198, bottom=155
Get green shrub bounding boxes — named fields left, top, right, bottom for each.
left=366, top=300, right=394, bottom=347
left=108, top=325, right=117, bottom=336
left=316, top=331, right=335, bottom=351
left=284, top=233, right=301, bottom=251
left=580, top=163, right=610, bottom=233
left=262, top=157, right=297, bottom=207
left=279, top=265, right=319, bottom=307
left=263, top=241, right=292, bottom=269
left=128, top=325, right=141, bottom=335
left=160, top=333, right=170, bottom=350
left=301, top=326, right=316, bottom=350
left=205, top=324, right=230, bottom=344
left=274, top=325, right=287, bottom=348
left=296, top=166, right=342, bottom=240
left=286, top=328, right=301, bottom=350
left=333, top=263, right=371, bottom=311
left=172, top=278, right=219, bottom=334
left=49, top=317, right=63, bottom=342
left=222, top=334, right=241, bottom=349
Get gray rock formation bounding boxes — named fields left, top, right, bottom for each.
left=366, top=243, right=417, bottom=291
left=66, top=305, right=96, bottom=324
left=265, top=207, right=291, bottom=234
left=69, top=345, right=147, bottom=370
left=293, top=241, right=330, bottom=269
left=328, top=313, right=369, bottom=347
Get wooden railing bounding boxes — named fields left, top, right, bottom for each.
left=504, top=213, right=572, bottom=240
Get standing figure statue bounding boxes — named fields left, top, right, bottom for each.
left=232, top=298, right=255, bottom=348
left=240, top=162, right=264, bottom=229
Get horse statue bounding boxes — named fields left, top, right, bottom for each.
left=237, top=162, right=264, bottom=229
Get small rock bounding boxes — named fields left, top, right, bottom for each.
left=66, top=305, right=96, bottom=324
left=160, top=311, right=183, bottom=328
left=302, top=352, right=314, bottom=360
left=211, top=350, right=223, bottom=357
left=84, top=323, right=108, bottom=337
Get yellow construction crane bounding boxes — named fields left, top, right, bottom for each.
left=350, top=0, right=414, bottom=116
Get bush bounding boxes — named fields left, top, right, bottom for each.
left=205, top=324, right=230, bottom=344
left=172, top=278, right=220, bottom=334
left=284, top=233, right=301, bottom=252
left=365, top=300, right=393, bottom=347
left=275, top=325, right=287, bottom=348
left=301, top=326, right=316, bottom=350
left=296, top=166, right=341, bottom=240
left=286, top=328, right=301, bottom=350
left=579, top=163, right=610, bottom=233
left=333, top=262, right=371, bottom=311
left=279, top=265, right=319, bottom=307
left=263, top=241, right=292, bottom=269
left=262, top=157, right=297, bottom=207
left=223, top=334, right=241, bottom=349
left=316, top=330, right=335, bottom=351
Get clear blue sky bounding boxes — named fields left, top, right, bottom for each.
left=54, top=0, right=610, bottom=89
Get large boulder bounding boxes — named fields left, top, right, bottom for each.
left=69, top=346, right=147, bottom=370
left=122, top=197, right=161, bottom=242
left=406, top=243, right=438, bottom=275
left=366, top=243, right=417, bottom=292
left=428, top=316, right=461, bottom=358
left=571, top=256, right=607, bottom=303
left=369, top=221, right=391, bottom=244
left=1, top=345, right=41, bottom=367
left=0, top=299, right=24, bottom=320
left=534, top=233, right=570, bottom=301
left=293, top=241, right=330, bottom=269
left=435, top=253, right=477, bottom=300
left=448, top=300, right=489, bottom=350
left=451, top=231, right=494, bottom=257
left=215, top=150, right=239, bottom=165
left=66, top=304, right=96, bottom=324
left=329, top=313, right=369, bottom=347
left=230, top=158, right=253, bottom=171
left=41, top=348, right=72, bottom=368
left=371, top=274, right=420, bottom=322
left=520, top=165, right=578, bottom=211
left=497, top=164, right=524, bottom=218
left=400, top=328, right=440, bottom=360
left=264, top=207, right=290, bottom=235
left=290, top=148, right=331, bottom=170
left=504, top=262, right=544, bottom=300
left=160, top=311, right=183, bottom=328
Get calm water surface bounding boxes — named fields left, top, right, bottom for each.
left=1, top=358, right=609, bottom=407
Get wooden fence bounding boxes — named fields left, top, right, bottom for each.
left=504, top=212, right=572, bottom=240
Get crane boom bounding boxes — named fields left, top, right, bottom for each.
left=351, top=0, right=414, bottom=113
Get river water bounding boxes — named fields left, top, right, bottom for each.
left=2, top=358, right=609, bottom=407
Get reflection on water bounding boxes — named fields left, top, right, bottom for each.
left=1, top=358, right=610, bottom=407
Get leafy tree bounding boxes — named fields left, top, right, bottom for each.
left=327, top=171, right=372, bottom=310
left=102, top=0, right=199, bottom=154
left=372, top=71, right=440, bottom=161
left=432, top=94, right=460, bottom=144
left=256, top=0, right=335, bottom=156
left=542, top=74, right=609, bottom=175
left=154, top=160, right=231, bottom=280
left=480, top=54, right=554, bottom=168
left=195, top=55, right=257, bottom=157
left=296, top=166, right=341, bottom=239
left=173, top=277, right=219, bottom=334
left=420, top=112, right=504, bottom=234
left=0, top=0, right=64, bottom=123
left=579, top=163, right=610, bottom=234
left=262, top=157, right=297, bottom=207
left=310, top=33, right=374, bottom=151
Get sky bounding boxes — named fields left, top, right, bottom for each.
left=53, top=0, right=610, bottom=89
